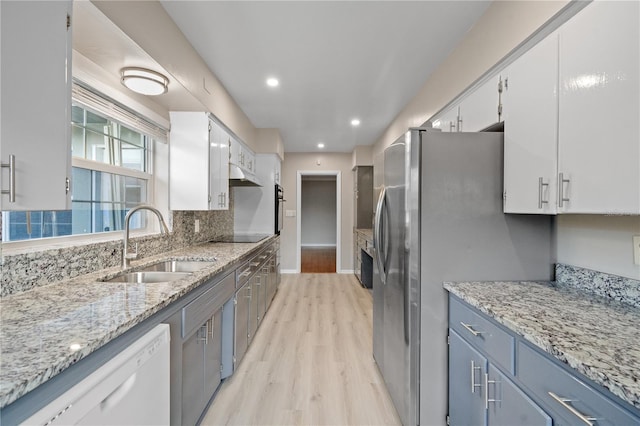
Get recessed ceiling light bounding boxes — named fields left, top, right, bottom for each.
left=317, top=143, right=325, bottom=149
left=351, top=118, right=361, bottom=126
left=266, top=77, right=279, bottom=87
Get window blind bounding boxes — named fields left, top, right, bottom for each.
left=72, top=81, right=169, bottom=143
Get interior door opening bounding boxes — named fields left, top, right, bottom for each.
left=299, top=173, right=339, bottom=273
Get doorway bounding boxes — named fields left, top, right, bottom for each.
left=297, top=171, right=341, bottom=273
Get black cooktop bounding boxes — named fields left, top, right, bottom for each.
left=210, top=234, right=271, bottom=243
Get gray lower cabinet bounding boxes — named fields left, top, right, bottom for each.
left=487, top=364, right=551, bottom=426
left=182, top=308, right=222, bottom=426
left=448, top=294, right=640, bottom=426
left=449, top=330, right=488, bottom=425
left=449, top=330, right=550, bottom=426
left=234, top=281, right=251, bottom=369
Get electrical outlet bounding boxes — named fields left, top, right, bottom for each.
left=195, top=219, right=200, bottom=233
left=633, top=235, right=640, bottom=266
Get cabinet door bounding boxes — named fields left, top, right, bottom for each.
left=558, top=0, right=640, bottom=214
left=182, top=325, right=206, bottom=426
left=449, top=330, right=488, bottom=426
left=229, top=138, right=243, bottom=168
left=234, top=284, right=250, bottom=369
left=169, top=112, right=211, bottom=210
left=209, top=122, right=229, bottom=210
left=204, top=308, right=223, bottom=398
left=487, top=365, right=551, bottom=426
left=274, top=159, right=281, bottom=185
left=459, top=74, right=500, bottom=132
left=0, top=1, right=72, bottom=210
left=431, top=104, right=459, bottom=133
left=503, top=33, right=559, bottom=214
left=250, top=273, right=263, bottom=335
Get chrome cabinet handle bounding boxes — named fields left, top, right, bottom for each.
left=558, top=173, right=570, bottom=208
left=471, top=360, right=482, bottom=393
left=456, top=106, right=463, bottom=132
left=198, top=323, right=208, bottom=344
left=484, top=373, right=498, bottom=409
left=548, top=392, right=596, bottom=425
left=209, top=316, right=215, bottom=340
left=1, top=154, right=16, bottom=202
left=538, top=177, right=549, bottom=209
left=460, top=322, right=482, bottom=336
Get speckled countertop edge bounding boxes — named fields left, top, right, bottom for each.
left=0, top=236, right=276, bottom=409
left=444, top=281, right=640, bottom=411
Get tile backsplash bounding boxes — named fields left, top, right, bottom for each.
left=1, top=200, right=233, bottom=297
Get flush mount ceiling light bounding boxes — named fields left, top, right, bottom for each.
left=121, top=67, right=169, bottom=96
left=317, top=143, right=325, bottom=149
left=351, top=118, right=361, bottom=127
left=266, top=77, right=279, bottom=87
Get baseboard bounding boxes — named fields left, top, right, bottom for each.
left=300, top=244, right=337, bottom=248
left=281, top=269, right=299, bottom=274
left=339, top=269, right=354, bottom=274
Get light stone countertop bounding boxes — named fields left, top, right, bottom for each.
left=444, top=280, right=640, bottom=411
left=0, top=237, right=276, bottom=409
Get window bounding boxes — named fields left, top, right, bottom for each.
left=2, top=101, right=157, bottom=242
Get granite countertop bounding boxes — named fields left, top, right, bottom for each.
left=444, top=280, right=640, bottom=410
left=0, top=237, right=275, bottom=409
left=355, top=228, right=373, bottom=240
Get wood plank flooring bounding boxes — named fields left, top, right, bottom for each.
left=301, top=247, right=336, bottom=273
left=201, top=273, right=401, bottom=426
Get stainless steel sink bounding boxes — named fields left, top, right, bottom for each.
left=102, top=271, right=192, bottom=283
left=138, top=260, right=216, bottom=273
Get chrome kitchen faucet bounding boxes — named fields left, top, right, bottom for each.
left=122, top=205, right=170, bottom=269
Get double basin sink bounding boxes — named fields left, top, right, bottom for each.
left=102, top=260, right=216, bottom=284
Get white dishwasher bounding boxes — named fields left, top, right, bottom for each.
left=23, top=324, right=170, bottom=426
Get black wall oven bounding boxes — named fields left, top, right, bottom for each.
left=275, top=184, right=284, bottom=234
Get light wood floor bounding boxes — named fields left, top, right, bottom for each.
left=301, top=247, right=337, bottom=273
left=201, top=273, right=401, bottom=426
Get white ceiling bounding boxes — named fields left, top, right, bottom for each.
left=160, top=1, right=491, bottom=153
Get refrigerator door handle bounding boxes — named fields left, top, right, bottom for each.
left=374, top=187, right=387, bottom=284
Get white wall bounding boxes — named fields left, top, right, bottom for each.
left=301, top=179, right=337, bottom=246
left=557, top=215, right=640, bottom=279
left=281, top=153, right=354, bottom=272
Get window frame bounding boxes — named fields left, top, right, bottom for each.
left=1, top=95, right=164, bottom=250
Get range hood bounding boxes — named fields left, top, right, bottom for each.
left=229, top=164, right=262, bottom=187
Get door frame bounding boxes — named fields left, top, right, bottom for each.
left=296, top=170, right=341, bottom=273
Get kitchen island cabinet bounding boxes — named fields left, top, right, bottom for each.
left=445, top=281, right=640, bottom=425
left=0, top=0, right=72, bottom=211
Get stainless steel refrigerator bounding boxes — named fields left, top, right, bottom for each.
left=372, top=128, right=553, bottom=425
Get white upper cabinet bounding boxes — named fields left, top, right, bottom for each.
left=558, top=0, right=639, bottom=214
left=503, top=32, right=559, bottom=214
left=459, top=74, right=500, bottom=132
left=169, top=112, right=229, bottom=211
left=431, top=104, right=459, bottom=133
left=229, top=137, right=256, bottom=175
left=210, top=123, right=230, bottom=210
left=0, top=0, right=72, bottom=211
left=503, top=0, right=639, bottom=215
left=431, top=75, right=499, bottom=133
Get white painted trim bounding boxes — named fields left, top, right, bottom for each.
left=300, top=243, right=337, bottom=248
left=339, top=269, right=354, bottom=274
left=297, top=170, right=342, bottom=274
left=280, top=269, right=299, bottom=274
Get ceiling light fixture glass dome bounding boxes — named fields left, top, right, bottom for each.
left=121, top=67, right=169, bottom=96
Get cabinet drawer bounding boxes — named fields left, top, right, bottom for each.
left=517, top=342, right=639, bottom=425
left=182, top=272, right=235, bottom=338
left=449, top=296, right=514, bottom=373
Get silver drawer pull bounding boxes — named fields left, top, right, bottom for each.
left=548, top=392, right=597, bottom=426
left=460, top=322, right=482, bottom=336
left=1, top=154, right=16, bottom=203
